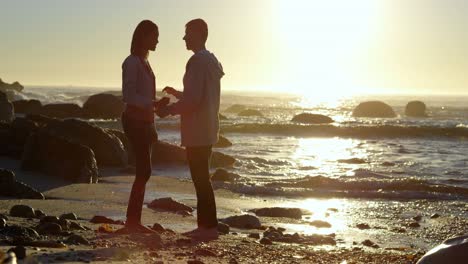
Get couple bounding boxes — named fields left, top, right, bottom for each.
left=120, top=19, right=224, bottom=240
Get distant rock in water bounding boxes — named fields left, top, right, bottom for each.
left=224, top=104, right=246, bottom=113
left=0, top=78, right=24, bottom=92
left=214, top=135, right=232, bottom=148
left=12, top=100, right=42, bottom=115
left=292, top=113, right=333, bottom=124
left=0, top=169, right=44, bottom=199
left=238, top=109, right=263, bottom=117
left=211, top=151, right=236, bottom=168
left=222, top=214, right=261, bottom=229
left=352, top=101, right=396, bottom=118
left=249, top=207, right=304, bottom=219
left=40, top=103, right=84, bottom=119
left=337, top=158, right=367, bottom=164
left=405, top=101, right=427, bottom=117
left=219, top=113, right=228, bottom=120
left=83, top=93, right=124, bottom=119
left=21, top=129, right=99, bottom=183
left=0, top=91, right=14, bottom=123
left=416, top=235, right=468, bottom=264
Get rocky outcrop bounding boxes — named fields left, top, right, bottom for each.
left=0, top=169, right=44, bottom=199
left=0, top=78, right=24, bottom=92
left=0, top=91, right=14, bottom=123
left=292, top=113, right=334, bottom=124
left=238, top=109, right=263, bottom=117
left=12, top=100, right=42, bottom=115
left=21, top=129, right=99, bottom=183
left=352, top=101, right=396, bottom=118
left=405, top=101, right=427, bottom=117
left=0, top=117, right=39, bottom=159
left=416, top=235, right=468, bottom=264
left=214, top=135, right=232, bottom=148
left=39, top=103, right=84, bottom=119
left=83, top=93, right=124, bottom=119
left=43, top=119, right=127, bottom=167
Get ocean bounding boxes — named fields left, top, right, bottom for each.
left=15, top=86, right=468, bottom=201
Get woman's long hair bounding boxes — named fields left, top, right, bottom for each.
left=130, top=20, right=158, bottom=57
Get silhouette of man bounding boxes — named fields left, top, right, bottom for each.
left=158, top=18, right=224, bottom=240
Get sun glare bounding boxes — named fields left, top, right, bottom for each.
left=273, top=0, right=383, bottom=99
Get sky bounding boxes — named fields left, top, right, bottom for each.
left=1, top=0, right=468, bottom=96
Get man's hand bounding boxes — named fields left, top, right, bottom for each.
left=163, top=86, right=183, bottom=99
left=153, top=97, right=170, bottom=110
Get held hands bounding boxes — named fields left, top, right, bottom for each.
left=153, top=97, right=170, bottom=118
left=162, top=86, right=182, bottom=99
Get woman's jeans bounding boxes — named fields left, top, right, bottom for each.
left=122, top=113, right=157, bottom=225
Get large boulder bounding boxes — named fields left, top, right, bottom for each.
left=352, top=101, right=396, bottom=118
left=405, top=101, right=427, bottom=117
left=292, top=113, right=333, bottom=124
left=0, top=117, right=39, bottom=159
left=417, top=235, right=468, bottom=264
left=222, top=214, right=261, bottom=229
left=83, top=93, right=124, bottom=119
left=44, top=119, right=127, bottom=167
left=214, top=135, right=232, bottom=148
left=106, top=128, right=134, bottom=165
left=238, top=109, right=263, bottom=117
left=39, top=103, right=84, bottom=118
left=0, top=169, right=44, bottom=199
left=21, top=129, right=99, bottom=183
left=12, top=100, right=42, bottom=115
left=211, top=168, right=239, bottom=182
left=0, top=91, right=14, bottom=123
left=211, top=151, right=236, bottom=168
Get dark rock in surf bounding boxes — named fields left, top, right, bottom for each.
left=405, top=101, right=427, bottom=117
left=352, top=101, right=396, bottom=118
left=292, top=113, right=334, bottom=124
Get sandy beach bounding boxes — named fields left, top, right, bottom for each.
left=2, top=157, right=467, bottom=263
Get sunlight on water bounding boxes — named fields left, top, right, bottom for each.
left=292, top=138, right=368, bottom=176
left=282, top=199, right=350, bottom=235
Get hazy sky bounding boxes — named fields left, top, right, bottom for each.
left=1, top=0, right=468, bottom=95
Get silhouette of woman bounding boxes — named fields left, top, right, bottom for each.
left=120, top=20, right=167, bottom=233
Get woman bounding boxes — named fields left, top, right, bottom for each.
left=120, top=20, right=168, bottom=233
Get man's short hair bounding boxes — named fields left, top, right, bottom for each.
left=186, top=18, right=208, bottom=42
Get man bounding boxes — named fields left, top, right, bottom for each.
left=158, top=18, right=224, bottom=240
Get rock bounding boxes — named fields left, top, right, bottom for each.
left=338, top=158, right=367, bottom=164
left=211, top=169, right=239, bottom=182
left=39, top=103, right=84, bottom=118
left=362, top=239, right=379, bottom=248
left=58, top=218, right=70, bottom=230
left=147, top=197, right=193, bottom=213
left=249, top=207, right=303, bottom=219
left=194, top=248, right=217, bottom=257
left=430, top=213, right=441, bottom=219
left=66, top=234, right=90, bottom=245
left=151, top=223, right=165, bottom=233
left=0, top=169, right=44, bottom=199
left=60, top=213, right=78, bottom=221
left=0, top=214, right=9, bottom=221
left=0, top=78, right=24, bottom=92
left=408, top=222, right=420, bottom=228
left=82, top=93, right=124, bottom=119
left=352, top=101, right=396, bottom=118
left=413, top=215, right=423, bottom=222
left=291, top=113, right=334, bottom=124
left=12, top=100, right=42, bottom=115
left=69, top=222, right=87, bottom=231
left=0, top=218, right=6, bottom=228
left=90, top=216, right=121, bottom=225
left=211, top=151, right=236, bottom=168
left=39, top=216, right=60, bottom=224
left=382, top=162, right=395, bottom=167
left=238, top=109, right=263, bottom=117
left=214, top=135, right=232, bottom=148
left=9, top=205, right=36, bottom=218
left=217, top=222, right=230, bottom=234
left=259, top=237, right=272, bottom=245
left=34, top=210, right=46, bottom=218
left=0, top=91, right=14, bottom=123
left=356, top=223, right=370, bottom=230
left=224, top=104, right=246, bottom=113
left=219, top=113, right=228, bottom=120
left=21, top=129, right=100, bottom=183
left=248, top=233, right=260, bottom=239
left=416, top=235, right=468, bottom=264
left=36, top=222, right=62, bottom=235
left=309, top=220, right=332, bottom=228
left=7, top=246, right=26, bottom=259
left=0, top=225, right=40, bottom=241
left=42, top=118, right=127, bottom=167
left=106, top=129, right=134, bottom=165
left=222, top=214, right=261, bottom=229
left=405, top=101, right=427, bottom=117
left=187, top=260, right=205, bottom=264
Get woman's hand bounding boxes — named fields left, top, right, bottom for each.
left=153, top=97, right=170, bottom=110
left=163, top=86, right=183, bottom=99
